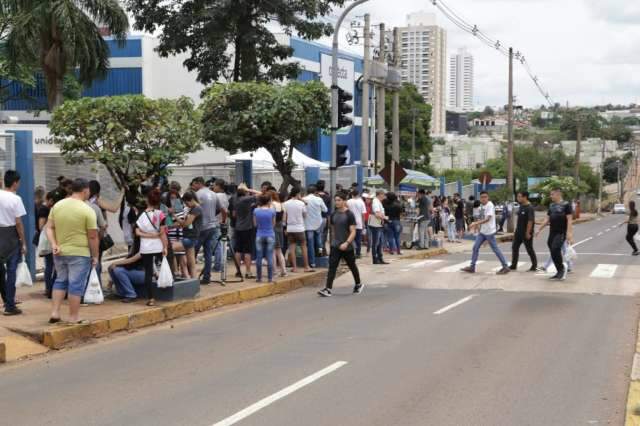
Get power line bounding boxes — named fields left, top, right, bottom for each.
left=430, top=0, right=554, bottom=106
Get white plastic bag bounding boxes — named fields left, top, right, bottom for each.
left=634, top=233, right=640, bottom=243
left=157, top=257, right=173, bottom=288
left=16, top=261, right=33, bottom=287
left=565, top=245, right=578, bottom=262
left=83, top=268, right=104, bottom=304
left=37, top=230, right=52, bottom=257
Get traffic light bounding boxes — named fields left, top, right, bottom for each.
left=338, top=88, right=353, bottom=129
left=337, top=145, right=350, bottom=167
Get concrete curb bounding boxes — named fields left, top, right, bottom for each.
left=41, top=273, right=327, bottom=350
left=626, top=319, right=640, bottom=425
left=0, top=334, right=49, bottom=363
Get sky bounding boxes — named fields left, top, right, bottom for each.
left=321, top=0, right=640, bottom=109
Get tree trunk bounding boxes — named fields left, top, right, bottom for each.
left=43, top=23, right=65, bottom=111
left=272, top=146, right=300, bottom=194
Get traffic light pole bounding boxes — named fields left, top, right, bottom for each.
left=330, top=0, right=370, bottom=202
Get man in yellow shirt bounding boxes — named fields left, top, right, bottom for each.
left=46, top=178, right=99, bottom=324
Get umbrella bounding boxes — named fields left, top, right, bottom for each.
left=364, top=169, right=438, bottom=187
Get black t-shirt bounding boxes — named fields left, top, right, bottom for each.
left=548, top=201, right=572, bottom=235
left=385, top=201, right=403, bottom=221
left=330, top=209, right=356, bottom=249
left=516, top=203, right=535, bottom=236
left=235, top=195, right=256, bottom=231
left=454, top=200, right=465, bottom=219
left=183, top=205, right=203, bottom=239
left=319, top=192, right=332, bottom=217
left=36, top=205, right=50, bottom=233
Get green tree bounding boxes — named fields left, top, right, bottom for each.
left=602, top=156, right=629, bottom=183
left=483, top=106, right=495, bottom=116
left=49, top=95, right=201, bottom=190
left=534, top=176, right=588, bottom=205
left=559, top=109, right=603, bottom=140
left=7, top=0, right=129, bottom=110
left=443, top=169, right=473, bottom=185
left=0, top=3, right=37, bottom=105
left=201, top=81, right=330, bottom=191
left=384, top=83, right=432, bottom=169
left=601, top=117, right=633, bottom=144
left=127, top=0, right=344, bottom=84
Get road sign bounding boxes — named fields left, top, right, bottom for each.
left=379, top=161, right=407, bottom=186
left=478, top=171, right=492, bottom=187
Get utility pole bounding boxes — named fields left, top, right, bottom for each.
left=391, top=27, right=400, bottom=191
left=411, top=108, right=417, bottom=169
left=574, top=113, right=583, bottom=183
left=449, top=146, right=456, bottom=169
left=618, top=159, right=622, bottom=203
left=375, top=23, right=386, bottom=174
left=360, top=13, right=371, bottom=174
left=506, top=47, right=515, bottom=232
left=597, top=140, right=605, bottom=215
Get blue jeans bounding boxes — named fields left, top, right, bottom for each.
left=109, top=267, right=143, bottom=299
left=471, top=233, right=508, bottom=269
left=44, top=253, right=55, bottom=297
left=355, top=229, right=363, bottom=256
left=369, top=226, right=384, bottom=262
left=386, top=220, right=402, bottom=253
left=53, top=256, right=92, bottom=297
left=196, top=226, right=220, bottom=281
left=306, top=229, right=321, bottom=267
left=255, top=235, right=275, bottom=282
left=447, top=221, right=457, bottom=241
left=0, top=247, right=20, bottom=310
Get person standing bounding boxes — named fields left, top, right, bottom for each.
left=37, top=192, right=56, bottom=298
left=268, top=190, right=288, bottom=277
left=175, top=192, right=202, bottom=279
left=384, top=192, right=403, bottom=255
left=536, top=188, right=573, bottom=281
left=233, top=184, right=258, bottom=279
left=510, top=191, right=538, bottom=271
left=47, top=178, right=99, bottom=323
left=369, top=189, right=388, bottom=265
left=283, top=187, right=314, bottom=273
left=0, top=170, right=27, bottom=316
left=416, top=189, right=432, bottom=249
left=347, top=189, right=367, bottom=258
left=192, top=177, right=224, bottom=285
left=318, top=192, right=363, bottom=297
left=254, top=195, right=276, bottom=282
left=316, top=180, right=332, bottom=256
left=212, top=179, right=229, bottom=270
left=461, top=191, right=510, bottom=275
left=621, top=200, right=639, bottom=255
left=453, top=193, right=466, bottom=241
left=303, top=185, right=327, bottom=268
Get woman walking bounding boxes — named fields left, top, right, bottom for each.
left=254, top=195, right=276, bottom=282
left=136, top=189, right=168, bottom=306
left=622, top=200, right=639, bottom=255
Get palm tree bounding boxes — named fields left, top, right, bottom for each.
left=6, top=0, right=129, bottom=111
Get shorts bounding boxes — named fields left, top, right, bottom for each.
left=287, top=232, right=306, bottom=245
left=455, top=218, right=466, bottom=232
left=274, top=226, right=284, bottom=249
left=53, top=255, right=92, bottom=297
left=234, top=229, right=254, bottom=254
left=182, top=237, right=197, bottom=249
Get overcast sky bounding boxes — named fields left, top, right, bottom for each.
left=323, top=0, right=640, bottom=109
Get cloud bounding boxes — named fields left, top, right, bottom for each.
left=583, top=0, right=640, bottom=24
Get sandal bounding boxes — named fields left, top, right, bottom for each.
left=48, top=317, right=62, bottom=324
left=304, top=269, right=316, bottom=273
left=146, top=299, right=156, bottom=307
left=245, top=273, right=256, bottom=279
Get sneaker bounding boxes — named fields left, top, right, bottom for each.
left=527, top=266, right=538, bottom=272
left=3, top=308, right=22, bottom=316
left=200, top=279, right=211, bottom=285
left=633, top=251, right=639, bottom=256
left=549, top=274, right=563, bottom=281
left=561, top=264, right=569, bottom=280
left=536, top=267, right=547, bottom=273
left=496, top=267, right=510, bottom=275
left=509, top=265, right=517, bottom=271
left=461, top=266, right=475, bottom=273
left=353, top=283, right=364, bottom=294
left=317, top=288, right=332, bottom=297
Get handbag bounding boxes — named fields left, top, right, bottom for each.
left=99, top=234, right=115, bottom=252
left=37, top=229, right=52, bottom=257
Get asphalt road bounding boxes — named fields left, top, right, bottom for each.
left=0, top=213, right=638, bottom=426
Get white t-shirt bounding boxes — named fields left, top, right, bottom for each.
left=478, top=201, right=497, bottom=235
left=283, top=199, right=307, bottom=233
left=369, top=198, right=385, bottom=228
left=0, top=190, right=26, bottom=227
left=303, top=194, right=327, bottom=231
left=136, top=209, right=165, bottom=254
left=347, top=198, right=366, bottom=230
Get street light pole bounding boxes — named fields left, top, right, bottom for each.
left=360, top=13, right=371, bottom=173
left=330, top=0, right=370, bottom=202
left=411, top=108, right=417, bottom=169
left=597, top=139, right=604, bottom=215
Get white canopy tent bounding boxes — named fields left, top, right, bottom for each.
left=226, top=147, right=329, bottom=170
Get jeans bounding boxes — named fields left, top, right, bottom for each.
left=212, top=226, right=222, bottom=271
left=53, top=256, right=92, bottom=297
left=109, top=267, right=143, bottom=299
left=325, top=247, right=360, bottom=289
left=306, top=229, right=322, bottom=267
left=142, top=253, right=162, bottom=300
left=196, top=227, right=218, bottom=281
left=386, top=220, right=402, bottom=253
left=418, top=220, right=430, bottom=249
left=255, top=235, right=275, bottom=282
left=627, top=224, right=638, bottom=252
left=0, top=247, right=20, bottom=310
left=471, top=233, right=508, bottom=269
left=369, top=226, right=384, bottom=262
left=548, top=233, right=566, bottom=274
left=511, top=233, right=537, bottom=268
left=447, top=221, right=457, bottom=242
left=44, top=253, right=55, bottom=297
left=354, top=229, right=363, bottom=257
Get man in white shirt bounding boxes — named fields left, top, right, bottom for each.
left=347, top=189, right=367, bottom=258
left=0, top=170, right=27, bottom=315
left=303, top=185, right=327, bottom=268
left=369, top=189, right=388, bottom=265
left=461, top=191, right=510, bottom=274
left=284, top=187, right=314, bottom=273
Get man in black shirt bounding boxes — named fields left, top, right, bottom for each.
left=536, top=188, right=573, bottom=280
left=318, top=192, right=362, bottom=297
left=510, top=191, right=537, bottom=271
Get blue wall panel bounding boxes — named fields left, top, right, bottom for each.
left=291, top=38, right=364, bottom=74
left=105, top=38, right=142, bottom=58
left=82, top=68, right=143, bottom=97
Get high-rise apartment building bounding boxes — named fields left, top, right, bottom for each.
left=398, top=12, right=447, bottom=135
left=449, top=47, right=474, bottom=112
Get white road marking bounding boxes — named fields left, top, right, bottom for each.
left=434, top=295, right=476, bottom=315
left=589, top=264, right=618, bottom=278
left=436, top=261, right=485, bottom=273
left=605, top=228, right=612, bottom=232
left=407, top=259, right=444, bottom=269
left=572, top=237, right=593, bottom=247
left=597, top=232, right=603, bottom=237
left=212, top=361, right=348, bottom=426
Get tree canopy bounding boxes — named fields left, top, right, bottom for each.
left=127, top=0, right=345, bottom=84
left=49, top=95, right=202, bottom=190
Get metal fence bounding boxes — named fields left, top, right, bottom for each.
left=319, top=165, right=359, bottom=190
left=0, top=134, right=15, bottom=182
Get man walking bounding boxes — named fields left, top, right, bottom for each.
left=536, top=188, right=573, bottom=280
left=369, top=189, right=388, bottom=264
left=346, top=189, right=367, bottom=258
left=47, top=178, right=99, bottom=323
left=192, top=177, right=225, bottom=284
left=318, top=192, right=363, bottom=297
left=303, top=185, right=327, bottom=268
left=416, top=189, right=432, bottom=249
left=0, top=170, right=27, bottom=315
left=510, top=191, right=537, bottom=271
left=462, top=191, right=510, bottom=275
